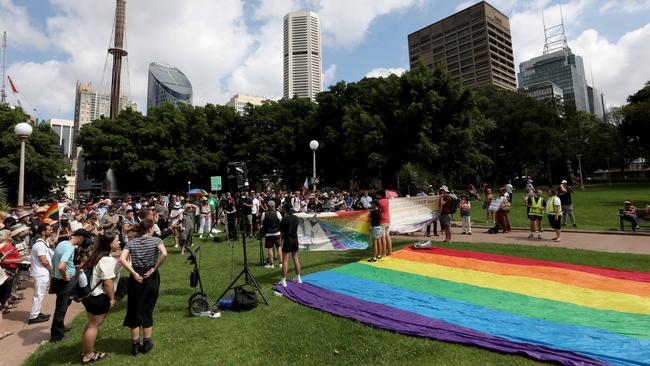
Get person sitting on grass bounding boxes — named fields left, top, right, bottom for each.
left=80, top=233, right=121, bottom=364
left=278, top=203, right=302, bottom=287
left=368, top=200, right=383, bottom=262
left=622, top=200, right=641, bottom=232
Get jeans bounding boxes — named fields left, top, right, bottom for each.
left=50, top=278, right=71, bottom=341
left=461, top=216, right=471, bottom=233
left=30, top=275, right=49, bottom=319
left=561, top=204, right=576, bottom=225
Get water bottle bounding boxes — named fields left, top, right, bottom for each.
left=79, top=271, right=88, bottom=287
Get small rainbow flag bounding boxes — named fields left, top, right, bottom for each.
left=42, top=202, right=59, bottom=222
left=276, top=247, right=650, bottom=365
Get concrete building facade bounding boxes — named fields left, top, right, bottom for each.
left=226, top=94, right=267, bottom=114
left=520, top=81, right=564, bottom=103
left=407, top=1, right=517, bottom=91
left=283, top=11, right=323, bottom=101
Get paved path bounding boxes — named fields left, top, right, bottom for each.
left=1, top=280, right=83, bottom=366
left=3, top=229, right=649, bottom=366
left=397, top=227, right=650, bottom=255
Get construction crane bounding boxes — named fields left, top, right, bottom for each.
left=1, top=31, right=7, bottom=105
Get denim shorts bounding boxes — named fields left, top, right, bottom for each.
left=371, top=226, right=383, bottom=239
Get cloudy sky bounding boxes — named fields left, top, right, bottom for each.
left=2, top=0, right=650, bottom=120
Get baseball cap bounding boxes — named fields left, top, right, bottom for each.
left=71, top=228, right=91, bottom=238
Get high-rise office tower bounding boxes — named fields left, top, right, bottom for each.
left=407, top=1, right=517, bottom=91
left=283, top=11, right=322, bottom=101
left=147, top=62, right=193, bottom=112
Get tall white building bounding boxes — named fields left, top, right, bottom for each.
left=283, top=11, right=322, bottom=101
left=226, top=94, right=267, bottom=114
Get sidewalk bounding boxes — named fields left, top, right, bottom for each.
left=398, top=227, right=650, bottom=255
left=1, top=279, right=83, bottom=366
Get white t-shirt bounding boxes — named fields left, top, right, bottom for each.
left=90, top=256, right=121, bottom=297
left=252, top=198, right=260, bottom=215
left=30, top=239, right=51, bottom=277
left=170, top=208, right=183, bottom=225
left=546, top=196, right=562, bottom=214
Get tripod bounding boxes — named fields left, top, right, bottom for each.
left=216, top=234, right=269, bottom=305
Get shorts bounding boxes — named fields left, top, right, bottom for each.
left=371, top=226, right=382, bottom=240
left=548, top=215, right=562, bottom=230
left=380, top=223, right=390, bottom=236
left=282, top=239, right=299, bottom=253
left=265, top=236, right=281, bottom=249
left=528, top=215, right=542, bottom=221
left=82, top=293, right=111, bottom=315
left=246, top=214, right=253, bottom=225
left=440, top=214, right=452, bottom=228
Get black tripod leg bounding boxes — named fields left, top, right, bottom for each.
left=245, top=269, right=269, bottom=305
left=215, top=270, right=246, bottom=304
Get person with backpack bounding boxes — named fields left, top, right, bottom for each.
left=119, top=219, right=168, bottom=356
left=438, top=186, right=453, bottom=243
left=50, top=228, right=92, bottom=342
left=80, top=233, right=121, bottom=364
left=261, top=201, right=283, bottom=268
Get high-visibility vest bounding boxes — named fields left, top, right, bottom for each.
left=529, top=197, right=544, bottom=216
left=547, top=196, right=563, bottom=215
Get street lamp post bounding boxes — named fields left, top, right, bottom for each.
left=187, top=180, right=191, bottom=192
left=606, top=157, right=611, bottom=185
left=14, top=122, right=33, bottom=207
left=576, top=154, right=585, bottom=191
left=309, top=140, right=319, bottom=192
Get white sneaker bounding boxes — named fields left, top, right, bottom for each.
left=279, top=278, right=287, bottom=287
left=199, top=235, right=203, bottom=239
left=279, top=263, right=283, bottom=269
left=264, top=264, right=274, bottom=269
left=537, top=233, right=543, bottom=239
left=527, top=233, right=533, bottom=239
left=292, top=275, right=303, bottom=284
left=174, top=244, right=179, bottom=248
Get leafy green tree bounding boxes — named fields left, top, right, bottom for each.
left=620, top=81, right=650, bottom=161
left=0, top=105, right=68, bottom=203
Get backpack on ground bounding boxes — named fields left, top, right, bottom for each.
left=233, top=286, right=258, bottom=311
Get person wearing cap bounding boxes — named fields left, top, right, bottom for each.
left=50, top=228, right=92, bottom=342
left=622, top=200, right=640, bottom=232
left=27, top=223, right=54, bottom=325
left=169, top=202, right=183, bottom=248
left=278, top=203, right=302, bottom=286
left=438, top=186, right=453, bottom=243
left=558, top=180, right=576, bottom=227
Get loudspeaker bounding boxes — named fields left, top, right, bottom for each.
left=227, top=162, right=248, bottom=192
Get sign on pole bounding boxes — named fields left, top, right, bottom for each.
left=210, top=176, right=222, bottom=191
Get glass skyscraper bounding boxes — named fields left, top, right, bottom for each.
left=147, top=62, right=192, bottom=113
left=518, top=47, right=589, bottom=112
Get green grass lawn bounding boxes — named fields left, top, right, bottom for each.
left=24, top=233, right=650, bottom=366
left=470, top=183, right=650, bottom=231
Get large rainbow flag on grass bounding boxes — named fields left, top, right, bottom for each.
left=276, top=247, right=650, bottom=365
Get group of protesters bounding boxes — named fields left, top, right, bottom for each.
left=0, top=197, right=170, bottom=362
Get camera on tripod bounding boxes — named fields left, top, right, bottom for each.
left=227, top=162, right=248, bottom=192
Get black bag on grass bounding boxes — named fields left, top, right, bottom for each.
left=233, top=286, right=258, bottom=311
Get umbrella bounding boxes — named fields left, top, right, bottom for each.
left=187, top=188, right=209, bottom=197
left=386, top=190, right=399, bottom=199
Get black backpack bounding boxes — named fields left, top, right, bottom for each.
left=233, top=286, right=258, bottom=311
left=68, top=267, right=102, bottom=301
left=449, top=196, right=460, bottom=215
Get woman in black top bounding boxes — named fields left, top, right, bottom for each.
left=119, top=219, right=167, bottom=356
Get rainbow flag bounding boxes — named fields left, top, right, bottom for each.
left=42, top=202, right=59, bottom=222
left=276, top=247, right=650, bottom=365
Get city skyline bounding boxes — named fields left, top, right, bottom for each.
left=1, top=0, right=650, bottom=120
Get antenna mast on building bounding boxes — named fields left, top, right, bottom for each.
left=1, top=31, right=7, bottom=105
left=108, top=0, right=128, bottom=119
left=542, top=7, right=568, bottom=55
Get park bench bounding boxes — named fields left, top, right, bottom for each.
left=619, top=208, right=650, bottom=231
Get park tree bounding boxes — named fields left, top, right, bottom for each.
left=619, top=81, right=650, bottom=161
left=0, top=105, right=68, bottom=203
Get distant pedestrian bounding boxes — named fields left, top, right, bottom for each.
left=558, top=180, right=576, bottom=227
left=438, top=186, right=453, bottom=243
left=27, top=224, right=53, bottom=325
left=459, top=194, right=471, bottom=235
left=367, top=200, right=383, bottom=261
left=376, top=190, right=393, bottom=255
left=261, top=201, right=283, bottom=268
left=546, top=190, right=562, bottom=242
left=527, top=189, right=545, bottom=239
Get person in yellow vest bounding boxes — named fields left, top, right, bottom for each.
left=526, top=189, right=545, bottom=239
left=546, top=189, right=563, bottom=242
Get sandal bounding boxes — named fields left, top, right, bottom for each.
left=81, top=352, right=107, bottom=364
left=0, top=331, right=13, bottom=341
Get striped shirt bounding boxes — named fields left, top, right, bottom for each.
left=125, top=236, right=162, bottom=270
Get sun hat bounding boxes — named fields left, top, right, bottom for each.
left=9, top=224, right=30, bottom=237
left=439, top=185, right=449, bottom=193
left=201, top=197, right=208, bottom=201
left=174, top=202, right=182, bottom=209
left=561, top=180, right=568, bottom=184
left=624, top=200, right=632, bottom=205
left=16, top=209, right=32, bottom=219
